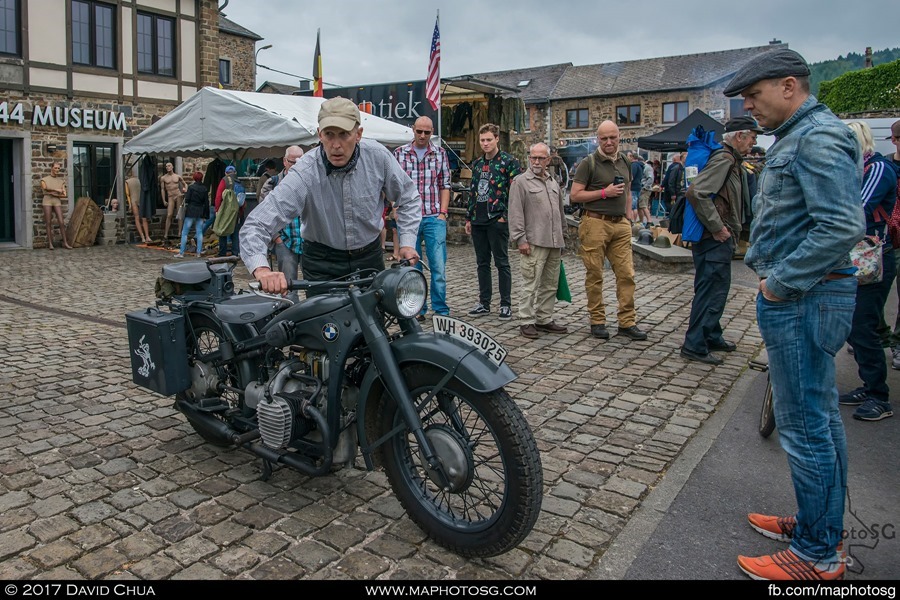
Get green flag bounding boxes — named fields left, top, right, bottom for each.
left=557, top=260, right=572, bottom=303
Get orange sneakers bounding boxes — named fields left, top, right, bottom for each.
left=748, top=513, right=796, bottom=542
left=738, top=549, right=845, bottom=581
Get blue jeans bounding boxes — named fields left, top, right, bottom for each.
left=631, top=190, right=640, bottom=211
left=202, top=207, right=215, bottom=235
left=179, top=217, right=204, bottom=255
left=415, top=216, right=449, bottom=315
left=274, top=242, right=301, bottom=279
left=757, top=277, right=856, bottom=564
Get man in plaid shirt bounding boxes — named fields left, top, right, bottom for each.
left=394, top=116, right=452, bottom=320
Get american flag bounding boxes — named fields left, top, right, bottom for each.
left=425, top=18, right=440, bottom=111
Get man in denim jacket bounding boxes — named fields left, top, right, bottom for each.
left=724, top=48, right=865, bottom=581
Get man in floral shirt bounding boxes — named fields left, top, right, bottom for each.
left=465, top=123, right=522, bottom=320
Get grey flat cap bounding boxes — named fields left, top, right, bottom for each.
left=724, top=49, right=810, bottom=97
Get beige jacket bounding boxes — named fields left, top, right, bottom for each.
left=508, top=169, right=566, bottom=249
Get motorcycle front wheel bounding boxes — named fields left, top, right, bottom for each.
left=376, top=364, right=543, bottom=558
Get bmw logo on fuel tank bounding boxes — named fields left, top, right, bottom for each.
left=322, top=323, right=339, bottom=342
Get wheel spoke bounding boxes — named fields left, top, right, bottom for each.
left=392, top=384, right=508, bottom=530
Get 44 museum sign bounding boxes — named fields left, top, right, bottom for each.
left=0, top=100, right=127, bottom=132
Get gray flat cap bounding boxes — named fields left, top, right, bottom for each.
left=724, top=49, right=810, bottom=97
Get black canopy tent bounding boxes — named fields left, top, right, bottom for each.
left=637, top=109, right=725, bottom=153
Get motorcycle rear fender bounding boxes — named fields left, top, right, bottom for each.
left=356, top=332, right=516, bottom=464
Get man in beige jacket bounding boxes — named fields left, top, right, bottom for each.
left=508, top=142, right=569, bottom=339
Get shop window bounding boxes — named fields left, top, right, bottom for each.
left=730, top=98, right=750, bottom=118
left=72, top=0, right=115, bottom=69
left=662, top=101, right=689, bottom=124
left=566, top=108, right=589, bottom=130
left=0, top=0, right=20, bottom=56
left=73, top=142, right=116, bottom=206
left=219, top=59, right=232, bottom=86
left=137, top=11, right=175, bottom=77
left=616, top=105, right=641, bottom=126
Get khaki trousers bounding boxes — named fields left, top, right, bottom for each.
left=578, top=217, right=636, bottom=327
left=518, top=245, right=561, bottom=325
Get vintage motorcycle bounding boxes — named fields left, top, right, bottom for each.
left=126, top=256, right=543, bottom=558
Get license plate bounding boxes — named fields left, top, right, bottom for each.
left=432, top=315, right=508, bottom=366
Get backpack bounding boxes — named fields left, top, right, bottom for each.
left=668, top=195, right=687, bottom=235
left=212, top=175, right=241, bottom=236
left=679, top=126, right=728, bottom=243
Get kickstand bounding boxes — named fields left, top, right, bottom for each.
left=260, top=459, right=275, bottom=481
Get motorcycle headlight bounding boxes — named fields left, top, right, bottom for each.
left=374, top=267, right=427, bottom=318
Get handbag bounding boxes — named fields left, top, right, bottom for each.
left=556, top=260, right=572, bottom=303
left=850, top=236, right=883, bottom=285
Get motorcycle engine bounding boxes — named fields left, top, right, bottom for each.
left=257, top=355, right=327, bottom=450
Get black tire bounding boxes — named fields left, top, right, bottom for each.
left=176, top=312, right=245, bottom=447
left=759, top=376, right=776, bottom=438
left=377, top=364, right=543, bottom=558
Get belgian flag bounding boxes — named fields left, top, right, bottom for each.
left=312, top=29, right=323, bottom=97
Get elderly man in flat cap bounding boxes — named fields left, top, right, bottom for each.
left=724, top=48, right=864, bottom=581
left=680, top=115, right=763, bottom=366
left=241, top=97, right=421, bottom=295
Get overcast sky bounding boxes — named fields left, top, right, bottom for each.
left=220, top=0, right=900, bottom=90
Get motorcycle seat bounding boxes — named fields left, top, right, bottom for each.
left=161, top=261, right=227, bottom=285
left=214, top=294, right=283, bottom=324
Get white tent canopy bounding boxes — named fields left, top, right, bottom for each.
left=123, top=87, right=414, bottom=159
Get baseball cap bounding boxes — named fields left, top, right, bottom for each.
left=886, top=120, right=900, bottom=140
left=225, top=165, right=236, bottom=173
left=724, top=48, right=811, bottom=97
left=725, top=116, right=765, bottom=133
left=318, top=97, right=360, bottom=132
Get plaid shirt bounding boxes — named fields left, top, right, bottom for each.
left=393, top=142, right=451, bottom=217
left=280, top=217, right=303, bottom=255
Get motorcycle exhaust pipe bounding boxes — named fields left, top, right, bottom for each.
left=177, top=398, right=334, bottom=477
left=175, top=398, right=242, bottom=446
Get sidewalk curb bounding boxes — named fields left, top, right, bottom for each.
left=590, top=361, right=761, bottom=580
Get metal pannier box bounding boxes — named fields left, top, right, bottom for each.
left=126, top=307, right=190, bottom=396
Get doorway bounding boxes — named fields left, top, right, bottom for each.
left=0, top=139, right=13, bottom=242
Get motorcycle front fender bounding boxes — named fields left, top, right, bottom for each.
left=355, top=331, right=517, bottom=465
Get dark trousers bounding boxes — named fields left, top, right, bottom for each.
left=301, top=238, right=384, bottom=297
left=848, top=246, right=895, bottom=402
left=471, top=219, right=511, bottom=309
left=683, top=236, right=734, bottom=354
left=217, top=216, right=242, bottom=256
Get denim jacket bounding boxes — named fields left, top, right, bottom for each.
left=745, top=96, right=865, bottom=300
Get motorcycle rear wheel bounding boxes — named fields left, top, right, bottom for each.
left=759, top=375, right=776, bottom=438
left=177, top=313, right=246, bottom=447
left=377, top=364, right=543, bottom=558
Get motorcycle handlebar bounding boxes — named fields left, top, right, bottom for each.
left=206, top=256, right=241, bottom=265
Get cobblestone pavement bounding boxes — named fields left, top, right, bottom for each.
left=0, top=243, right=761, bottom=580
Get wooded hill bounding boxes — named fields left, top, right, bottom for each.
left=810, top=47, right=900, bottom=95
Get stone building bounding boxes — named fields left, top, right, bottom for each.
left=0, top=0, right=260, bottom=250
left=463, top=42, right=787, bottom=168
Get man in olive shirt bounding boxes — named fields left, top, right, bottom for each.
left=571, top=120, right=647, bottom=340
left=680, top=116, right=762, bottom=364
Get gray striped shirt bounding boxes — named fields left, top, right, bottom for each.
left=240, top=137, right=422, bottom=275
